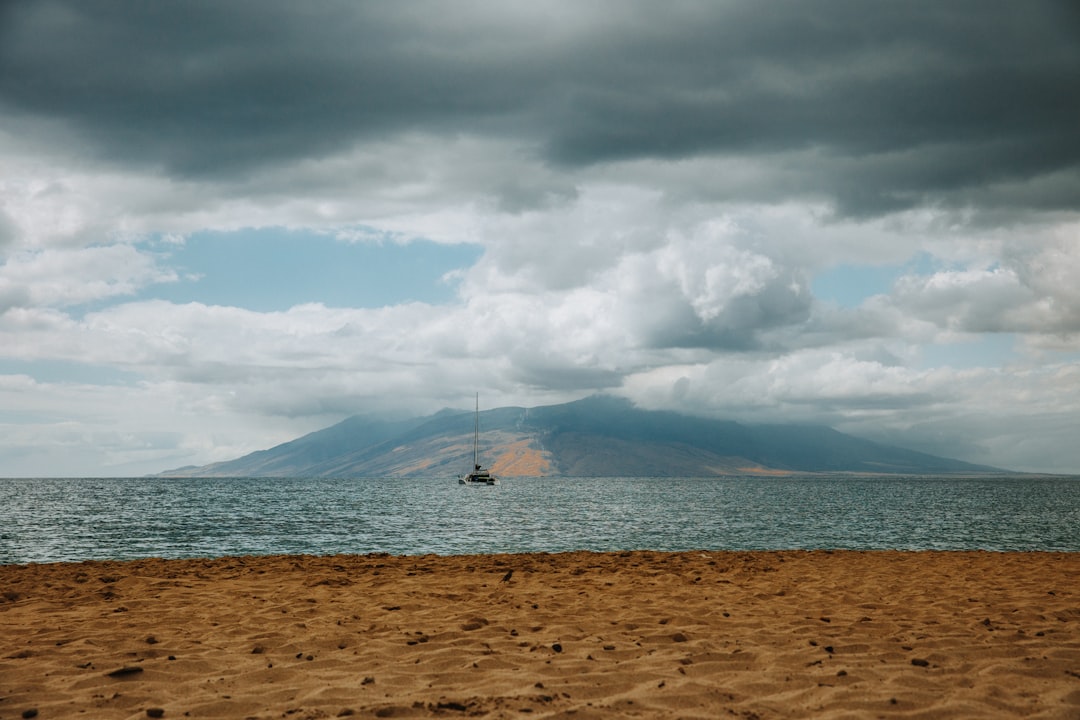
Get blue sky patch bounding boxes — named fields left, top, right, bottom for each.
left=812, top=252, right=957, bottom=308
left=142, top=228, right=483, bottom=311
left=812, top=263, right=902, bottom=307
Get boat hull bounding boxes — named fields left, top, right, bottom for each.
left=459, top=473, right=499, bottom=485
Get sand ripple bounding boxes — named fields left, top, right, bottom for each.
left=2, top=551, right=1079, bottom=718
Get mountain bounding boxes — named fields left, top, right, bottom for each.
left=159, top=395, right=1003, bottom=477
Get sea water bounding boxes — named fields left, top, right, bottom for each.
left=1, top=475, right=1078, bottom=564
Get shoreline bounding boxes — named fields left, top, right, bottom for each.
left=3, top=550, right=1079, bottom=718
left=4, top=546, right=1080, bottom=570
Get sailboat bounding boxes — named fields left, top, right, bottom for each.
left=459, top=394, right=499, bottom=485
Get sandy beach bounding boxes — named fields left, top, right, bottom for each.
left=2, top=551, right=1078, bottom=719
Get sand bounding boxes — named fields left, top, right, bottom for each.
left=2, top=551, right=1079, bottom=719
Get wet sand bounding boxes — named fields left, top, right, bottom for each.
left=2, top=551, right=1079, bottom=718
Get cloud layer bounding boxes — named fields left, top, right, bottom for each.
left=2, top=1, right=1079, bottom=475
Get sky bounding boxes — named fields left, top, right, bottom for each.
left=2, top=1, right=1079, bottom=476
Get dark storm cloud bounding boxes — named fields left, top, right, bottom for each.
left=2, top=0, right=1078, bottom=215
left=0, top=1, right=533, bottom=175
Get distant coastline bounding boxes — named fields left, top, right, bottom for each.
left=159, top=396, right=1005, bottom=478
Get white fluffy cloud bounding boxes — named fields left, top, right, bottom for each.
left=0, top=244, right=177, bottom=311
left=890, top=236, right=1080, bottom=344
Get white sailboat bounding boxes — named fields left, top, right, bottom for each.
left=459, top=394, right=499, bottom=485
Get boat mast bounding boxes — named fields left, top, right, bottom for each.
left=473, top=392, right=479, bottom=470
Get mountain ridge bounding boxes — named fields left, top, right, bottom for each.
left=159, top=395, right=1004, bottom=478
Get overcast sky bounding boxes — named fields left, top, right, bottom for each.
left=2, top=0, right=1079, bottom=476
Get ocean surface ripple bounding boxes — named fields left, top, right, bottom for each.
left=2, top=475, right=1078, bottom=564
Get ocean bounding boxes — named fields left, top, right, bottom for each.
left=1, top=475, right=1078, bottom=564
